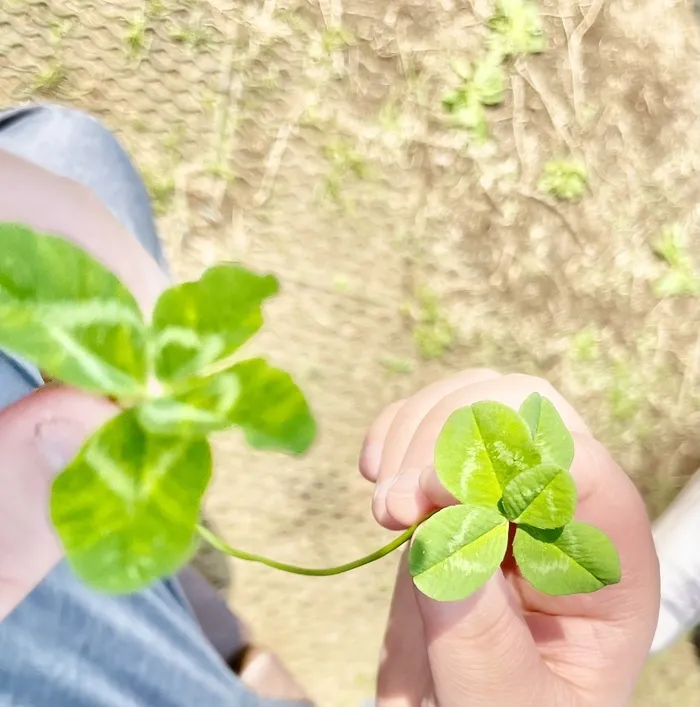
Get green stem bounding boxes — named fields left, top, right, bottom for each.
left=197, top=522, right=420, bottom=576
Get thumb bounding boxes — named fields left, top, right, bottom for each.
left=0, top=386, right=116, bottom=619
left=414, top=572, right=556, bottom=707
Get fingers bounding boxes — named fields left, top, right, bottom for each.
left=516, top=435, right=659, bottom=705
left=0, top=386, right=117, bottom=620
left=415, top=570, right=559, bottom=707
left=373, top=373, right=589, bottom=529
left=367, top=369, right=500, bottom=529
left=359, top=400, right=403, bottom=481
left=0, top=150, right=168, bottom=312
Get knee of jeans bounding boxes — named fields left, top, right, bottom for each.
left=23, top=103, right=121, bottom=158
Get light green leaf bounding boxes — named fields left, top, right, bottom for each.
left=224, top=358, right=316, bottom=454
left=409, top=505, right=508, bottom=602
left=513, top=521, right=621, bottom=596
left=138, top=358, right=316, bottom=453
left=500, top=464, right=576, bottom=528
left=518, top=393, right=574, bottom=470
left=51, top=409, right=211, bottom=593
left=472, top=53, right=505, bottom=106
left=137, top=372, right=241, bottom=437
left=488, top=0, right=546, bottom=57
left=537, top=159, right=588, bottom=201
left=435, top=402, right=541, bottom=509
left=0, top=223, right=147, bottom=397
left=151, top=264, right=279, bottom=381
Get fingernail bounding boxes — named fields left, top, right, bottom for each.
left=373, top=477, right=395, bottom=505
left=360, top=442, right=382, bottom=479
left=35, top=419, right=84, bottom=475
left=387, top=468, right=423, bottom=500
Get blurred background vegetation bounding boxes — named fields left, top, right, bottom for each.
left=4, top=0, right=700, bottom=703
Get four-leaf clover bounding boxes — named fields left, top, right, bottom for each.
left=409, top=394, right=621, bottom=601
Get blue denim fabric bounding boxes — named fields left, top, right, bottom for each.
left=0, top=104, right=310, bottom=707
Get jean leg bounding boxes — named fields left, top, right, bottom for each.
left=0, top=104, right=166, bottom=268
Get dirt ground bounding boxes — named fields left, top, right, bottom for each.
left=5, top=0, right=700, bottom=704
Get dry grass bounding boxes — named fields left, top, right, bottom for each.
left=4, top=0, right=700, bottom=704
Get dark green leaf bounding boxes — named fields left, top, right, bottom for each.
left=518, top=393, right=575, bottom=469
left=151, top=264, right=279, bottom=381
left=0, top=223, right=147, bottom=397
left=513, top=521, right=621, bottom=596
left=138, top=358, right=316, bottom=453
left=500, top=464, right=576, bottom=528
left=409, top=505, right=508, bottom=602
left=51, top=409, right=211, bottom=593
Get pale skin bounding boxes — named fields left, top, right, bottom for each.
left=0, top=152, right=660, bottom=705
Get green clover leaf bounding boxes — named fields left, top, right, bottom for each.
left=435, top=401, right=541, bottom=511
left=51, top=409, right=212, bottom=593
left=151, top=263, right=279, bottom=381
left=513, top=522, right=621, bottom=596
left=138, top=358, right=315, bottom=453
left=0, top=223, right=147, bottom=397
left=409, top=505, right=508, bottom=602
left=500, top=463, right=576, bottom=528
left=519, top=392, right=575, bottom=469
left=411, top=398, right=621, bottom=602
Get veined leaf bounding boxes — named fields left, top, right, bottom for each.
left=225, top=358, right=316, bottom=454
left=409, top=505, right=508, bottom=602
left=513, top=521, right=621, bottom=596
left=151, top=264, right=279, bottom=381
left=51, top=409, right=211, bottom=593
left=500, top=464, right=576, bottom=528
left=518, top=393, right=575, bottom=470
left=0, top=223, right=147, bottom=397
left=138, top=358, right=316, bottom=454
left=435, top=401, right=540, bottom=509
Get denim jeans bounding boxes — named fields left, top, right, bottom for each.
left=0, top=104, right=309, bottom=707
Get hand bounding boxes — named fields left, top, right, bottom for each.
left=361, top=371, right=660, bottom=707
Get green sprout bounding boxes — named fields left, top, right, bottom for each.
left=409, top=394, right=620, bottom=600
left=442, top=53, right=505, bottom=142
left=487, top=0, right=546, bottom=58
left=652, top=223, right=700, bottom=298
left=0, top=224, right=620, bottom=601
left=125, top=15, right=148, bottom=57
left=32, top=61, right=67, bottom=97
left=407, top=286, right=455, bottom=360
left=321, top=26, right=355, bottom=54
left=538, top=159, right=588, bottom=201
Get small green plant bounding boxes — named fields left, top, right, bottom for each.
left=538, top=159, right=588, bottom=201
left=322, top=139, right=368, bottom=207
left=571, top=327, right=600, bottom=362
left=442, top=54, right=505, bottom=141
left=32, top=61, right=66, bottom=96
left=125, top=15, right=148, bottom=57
left=405, top=286, right=455, bottom=360
left=378, top=354, right=414, bottom=375
left=487, top=0, right=546, bottom=57
left=142, top=170, right=175, bottom=216
left=0, top=225, right=621, bottom=600
left=321, top=26, right=355, bottom=54
left=652, top=223, right=700, bottom=297
left=170, top=22, right=212, bottom=49
left=409, top=394, right=620, bottom=600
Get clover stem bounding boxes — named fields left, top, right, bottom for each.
left=197, top=522, right=420, bottom=576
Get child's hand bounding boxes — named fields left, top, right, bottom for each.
left=361, top=370, right=659, bottom=707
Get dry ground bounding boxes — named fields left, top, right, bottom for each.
left=4, top=0, right=700, bottom=704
